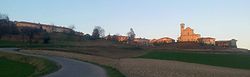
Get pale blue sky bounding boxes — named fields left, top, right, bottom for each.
left=0, top=0, right=250, bottom=49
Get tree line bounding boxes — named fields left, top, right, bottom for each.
left=83, top=26, right=136, bottom=43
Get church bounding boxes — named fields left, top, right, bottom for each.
left=177, top=22, right=237, bottom=48
left=177, top=22, right=201, bottom=42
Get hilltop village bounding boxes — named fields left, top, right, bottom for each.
left=0, top=16, right=237, bottom=49
left=106, top=22, right=237, bottom=49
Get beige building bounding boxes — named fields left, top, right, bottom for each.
left=15, top=21, right=73, bottom=33
left=215, top=39, right=237, bottom=48
left=178, top=22, right=201, bottom=42
left=114, top=36, right=128, bottom=42
left=198, top=37, right=216, bottom=45
left=150, top=37, right=175, bottom=44
left=134, top=38, right=150, bottom=45
left=16, top=21, right=41, bottom=29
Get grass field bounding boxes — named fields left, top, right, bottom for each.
left=101, top=65, right=126, bottom=77
left=0, top=40, right=70, bottom=48
left=138, top=50, right=250, bottom=70
left=0, top=58, right=35, bottom=77
left=82, top=60, right=126, bottom=77
left=0, top=51, right=59, bottom=77
left=0, top=39, right=145, bottom=58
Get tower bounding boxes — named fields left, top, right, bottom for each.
left=180, top=22, right=185, bottom=35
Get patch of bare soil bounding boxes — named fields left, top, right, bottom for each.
left=117, top=58, right=250, bottom=77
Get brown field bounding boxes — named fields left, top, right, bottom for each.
left=20, top=50, right=250, bottom=77
left=118, top=59, right=250, bottom=77
left=34, top=40, right=146, bottom=58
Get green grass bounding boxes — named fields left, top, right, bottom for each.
left=101, top=65, right=126, bottom=77
left=0, top=40, right=27, bottom=47
left=0, top=51, right=59, bottom=77
left=0, top=58, right=35, bottom=77
left=118, top=46, right=142, bottom=50
left=138, top=51, right=250, bottom=70
left=81, top=60, right=126, bottom=77
left=0, top=40, right=74, bottom=48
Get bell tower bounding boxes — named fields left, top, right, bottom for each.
left=180, top=22, right=185, bottom=35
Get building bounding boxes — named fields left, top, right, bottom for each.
left=15, top=21, right=41, bottom=29
left=15, top=21, right=73, bottom=33
left=198, top=37, right=216, bottom=45
left=75, top=31, right=84, bottom=36
left=113, top=35, right=128, bottom=42
left=150, top=37, right=175, bottom=44
left=177, top=22, right=201, bottom=42
left=105, top=34, right=112, bottom=40
left=215, top=39, right=237, bottom=48
left=150, top=39, right=157, bottom=43
left=134, top=38, right=150, bottom=45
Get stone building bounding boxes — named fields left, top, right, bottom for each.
left=177, top=22, right=201, bottom=42
left=215, top=39, right=237, bottom=48
left=15, top=21, right=73, bottom=33
left=150, top=37, right=175, bottom=44
left=74, top=31, right=84, bottom=36
left=198, top=37, right=216, bottom=45
left=133, top=38, right=150, bottom=45
left=113, top=35, right=128, bottom=42
left=15, top=21, right=41, bottom=29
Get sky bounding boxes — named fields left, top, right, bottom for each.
left=0, top=0, right=250, bottom=49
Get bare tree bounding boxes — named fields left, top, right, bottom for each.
left=98, top=27, right=105, bottom=38
left=92, top=28, right=100, bottom=39
left=127, top=28, right=136, bottom=42
left=0, top=13, right=9, bottom=20
left=92, top=26, right=105, bottom=39
left=68, top=25, right=75, bottom=30
left=0, top=14, right=18, bottom=38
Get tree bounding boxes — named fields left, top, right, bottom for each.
left=68, top=25, right=75, bottom=30
left=43, top=32, right=50, bottom=44
left=92, top=28, right=100, bottom=39
left=0, top=14, right=19, bottom=38
left=0, top=13, right=9, bottom=21
left=92, top=26, right=105, bottom=39
left=127, top=28, right=135, bottom=42
left=99, top=28, right=105, bottom=38
left=20, top=27, right=43, bottom=44
left=83, top=34, right=92, bottom=40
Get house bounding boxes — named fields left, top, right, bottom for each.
left=113, top=35, right=128, bottom=42
left=215, top=39, right=237, bottom=48
left=150, top=37, right=175, bottom=44
left=134, top=38, right=150, bottom=45
left=198, top=37, right=216, bottom=45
